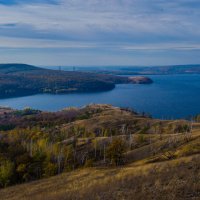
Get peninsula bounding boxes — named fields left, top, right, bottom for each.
left=0, top=64, right=153, bottom=98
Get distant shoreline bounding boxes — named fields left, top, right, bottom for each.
left=0, top=63, right=153, bottom=99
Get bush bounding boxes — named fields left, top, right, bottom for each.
left=106, top=138, right=126, bottom=166
left=174, top=124, right=190, bottom=133
left=0, top=160, right=14, bottom=188
left=43, top=162, right=58, bottom=177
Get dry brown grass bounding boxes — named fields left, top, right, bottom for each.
left=1, top=105, right=200, bottom=200
left=0, top=154, right=199, bottom=200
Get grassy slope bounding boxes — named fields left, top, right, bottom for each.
left=0, top=104, right=199, bottom=200
left=0, top=155, right=199, bottom=200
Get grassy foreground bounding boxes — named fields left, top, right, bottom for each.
left=0, top=154, right=199, bottom=200
left=0, top=104, right=199, bottom=199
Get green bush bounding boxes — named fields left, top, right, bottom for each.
left=0, top=160, right=14, bottom=188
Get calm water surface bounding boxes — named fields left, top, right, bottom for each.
left=0, top=74, right=200, bottom=119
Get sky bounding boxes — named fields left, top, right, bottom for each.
left=0, top=0, right=200, bottom=66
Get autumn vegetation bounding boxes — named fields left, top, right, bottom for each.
left=0, top=104, right=199, bottom=200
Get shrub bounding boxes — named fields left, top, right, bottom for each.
left=0, top=160, right=14, bottom=188
left=106, top=138, right=126, bottom=166
left=43, top=162, right=57, bottom=177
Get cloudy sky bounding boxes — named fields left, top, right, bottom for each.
left=0, top=0, right=200, bottom=66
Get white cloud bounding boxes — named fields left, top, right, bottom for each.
left=0, top=0, right=199, bottom=65
left=0, top=0, right=199, bottom=39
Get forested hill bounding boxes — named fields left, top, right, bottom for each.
left=0, top=64, right=152, bottom=98
left=0, top=64, right=42, bottom=74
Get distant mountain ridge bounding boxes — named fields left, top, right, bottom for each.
left=65, top=64, right=200, bottom=75
left=122, top=64, right=200, bottom=75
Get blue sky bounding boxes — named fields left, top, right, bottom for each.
left=0, top=0, right=200, bottom=66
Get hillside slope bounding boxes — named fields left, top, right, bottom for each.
left=0, top=104, right=199, bottom=200
left=1, top=154, right=199, bottom=200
